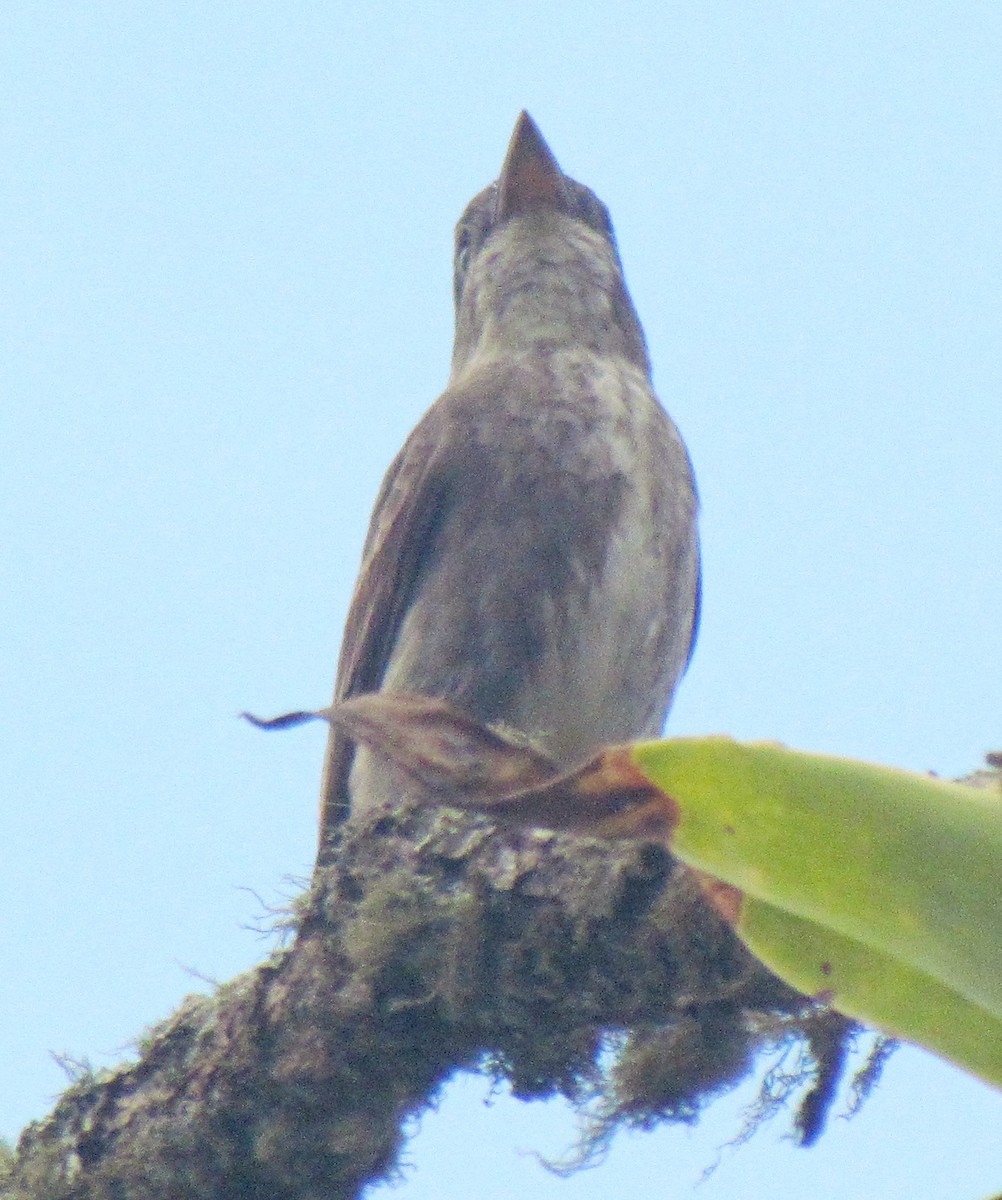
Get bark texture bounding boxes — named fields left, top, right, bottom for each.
left=3, top=804, right=853, bottom=1200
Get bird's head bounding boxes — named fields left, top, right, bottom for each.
left=450, top=112, right=650, bottom=378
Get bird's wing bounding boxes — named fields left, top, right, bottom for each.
left=317, top=420, right=454, bottom=851
left=685, top=546, right=702, bottom=670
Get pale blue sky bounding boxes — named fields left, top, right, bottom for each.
left=3, top=4, right=1001, bottom=1197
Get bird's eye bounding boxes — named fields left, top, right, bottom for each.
left=455, top=228, right=472, bottom=276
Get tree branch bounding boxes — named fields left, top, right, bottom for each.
left=3, top=803, right=847, bottom=1200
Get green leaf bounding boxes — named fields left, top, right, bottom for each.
left=631, top=737, right=1002, bottom=1087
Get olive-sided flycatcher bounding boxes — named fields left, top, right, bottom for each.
left=317, top=112, right=700, bottom=862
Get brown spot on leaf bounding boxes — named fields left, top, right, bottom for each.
left=691, top=871, right=744, bottom=926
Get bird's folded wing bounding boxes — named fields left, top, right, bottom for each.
left=318, top=423, right=454, bottom=843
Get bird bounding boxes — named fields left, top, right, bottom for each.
left=316, top=111, right=700, bottom=864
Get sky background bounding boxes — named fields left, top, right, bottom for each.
left=3, top=3, right=1001, bottom=1197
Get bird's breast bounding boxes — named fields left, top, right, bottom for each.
left=377, top=351, right=698, bottom=764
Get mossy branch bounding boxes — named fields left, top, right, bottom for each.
left=3, top=801, right=854, bottom=1200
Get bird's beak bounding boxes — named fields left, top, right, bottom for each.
left=496, top=111, right=568, bottom=221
